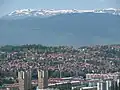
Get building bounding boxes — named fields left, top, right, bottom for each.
left=117, top=79, right=120, bottom=90
left=37, top=69, right=48, bottom=89
left=88, top=81, right=97, bottom=87
left=86, top=72, right=120, bottom=80
left=18, top=70, right=32, bottom=90
left=96, top=79, right=120, bottom=90
left=80, top=86, right=97, bottom=90
left=86, top=72, right=120, bottom=90
left=106, top=80, right=112, bottom=90
left=97, top=81, right=106, bottom=90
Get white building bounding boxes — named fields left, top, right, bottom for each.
left=86, top=72, right=120, bottom=80
left=80, top=86, right=97, bottom=90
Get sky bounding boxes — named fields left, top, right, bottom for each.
left=0, top=0, right=120, bottom=17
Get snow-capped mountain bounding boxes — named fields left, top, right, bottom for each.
left=0, top=8, right=120, bottom=46
left=94, top=8, right=120, bottom=15
left=3, top=8, right=120, bottom=19
left=6, top=9, right=94, bottom=17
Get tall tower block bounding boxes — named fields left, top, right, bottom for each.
left=38, top=69, right=48, bottom=89
left=18, top=70, right=32, bottom=90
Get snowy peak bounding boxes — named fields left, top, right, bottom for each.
left=94, top=8, right=120, bottom=15
left=7, top=9, right=94, bottom=17
left=4, top=8, right=120, bottom=18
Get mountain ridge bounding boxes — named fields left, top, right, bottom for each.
left=2, top=8, right=120, bottom=19
left=0, top=12, right=120, bottom=46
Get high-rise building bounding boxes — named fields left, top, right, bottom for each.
left=18, top=70, right=32, bottom=90
left=37, top=69, right=48, bottom=89
left=97, top=81, right=106, bottom=90
left=106, top=80, right=113, bottom=90
left=97, top=79, right=120, bottom=90
left=117, top=72, right=120, bottom=90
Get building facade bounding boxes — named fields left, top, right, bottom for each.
left=18, top=70, right=32, bottom=90
left=86, top=72, right=120, bottom=80
left=37, top=69, right=48, bottom=89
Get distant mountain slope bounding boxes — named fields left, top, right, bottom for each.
left=0, top=11, right=120, bottom=46
left=2, top=8, right=120, bottom=19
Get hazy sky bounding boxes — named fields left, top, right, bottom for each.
left=0, top=0, right=120, bottom=16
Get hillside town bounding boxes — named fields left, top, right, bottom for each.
left=0, top=44, right=120, bottom=90
left=1, top=0, right=120, bottom=90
